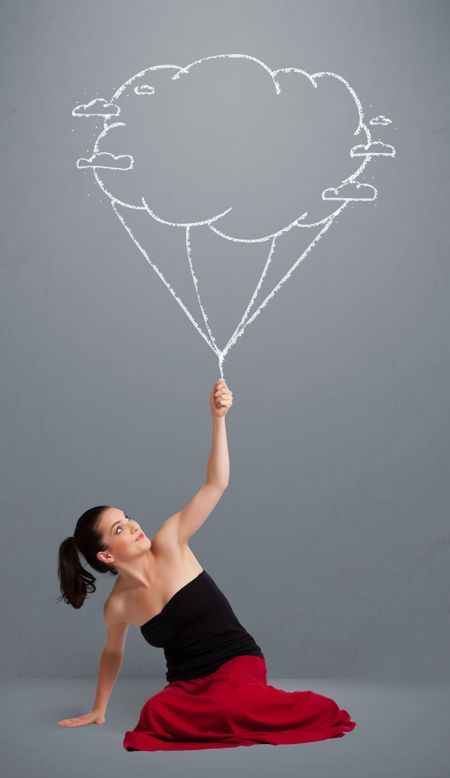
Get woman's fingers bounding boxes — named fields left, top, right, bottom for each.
left=57, top=712, right=104, bottom=727
left=213, top=380, right=233, bottom=398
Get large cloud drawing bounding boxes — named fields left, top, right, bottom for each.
left=73, top=54, right=396, bottom=378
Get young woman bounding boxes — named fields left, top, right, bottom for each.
left=57, top=378, right=357, bottom=751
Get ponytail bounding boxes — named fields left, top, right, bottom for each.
left=56, top=505, right=117, bottom=610
left=57, top=536, right=97, bottom=609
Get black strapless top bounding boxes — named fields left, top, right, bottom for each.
left=139, top=569, right=264, bottom=682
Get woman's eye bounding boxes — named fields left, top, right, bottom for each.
left=116, top=516, right=131, bottom=534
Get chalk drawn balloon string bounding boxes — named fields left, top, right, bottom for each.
left=185, top=225, right=222, bottom=357
left=182, top=200, right=349, bottom=377
left=185, top=227, right=277, bottom=380
left=111, top=201, right=218, bottom=356
left=221, top=200, right=349, bottom=358
left=111, top=198, right=349, bottom=383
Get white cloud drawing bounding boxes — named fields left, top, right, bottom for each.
left=72, top=98, right=120, bottom=118
left=350, top=140, right=396, bottom=158
left=76, top=151, right=133, bottom=170
left=323, top=181, right=377, bottom=201
left=73, top=54, right=396, bottom=379
left=369, top=115, right=392, bottom=126
left=134, top=84, right=155, bottom=95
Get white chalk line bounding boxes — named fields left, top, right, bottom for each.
left=111, top=197, right=348, bottom=379
left=185, top=224, right=221, bottom=355
left=111, top=201, right=219, bottom=356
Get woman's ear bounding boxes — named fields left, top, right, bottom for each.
left=97, top=550, right=114, bottom=565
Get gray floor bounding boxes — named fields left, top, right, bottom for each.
left=1, top=678, right=449, bottom=778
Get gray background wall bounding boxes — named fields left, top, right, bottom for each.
left=1, top=0, right=449, bottom=681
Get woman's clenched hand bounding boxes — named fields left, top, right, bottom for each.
left=209, top=379, right=233, bottom=419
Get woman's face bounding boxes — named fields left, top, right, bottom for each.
left=97, top=507, right=151, bottom=566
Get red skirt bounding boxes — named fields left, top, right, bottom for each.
left=122, top=655, right=357, bottom=751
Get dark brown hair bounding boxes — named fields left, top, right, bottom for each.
left=57, top=505, right=118, bottom=609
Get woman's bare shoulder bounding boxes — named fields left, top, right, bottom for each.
left=103, top=587, right=127, bottom=625
left=103, top=526, right=202, bottom=623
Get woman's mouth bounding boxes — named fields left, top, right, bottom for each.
left=135, top=532, right=145, bottom=541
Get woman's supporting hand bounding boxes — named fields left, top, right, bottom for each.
left=57, top=709, right=106, bottom=727
left=209, top=379, right=233, bottom=419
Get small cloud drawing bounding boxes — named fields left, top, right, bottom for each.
left=369, top=115, right=392, bottom=126
left=76, top=151, right=133, bottom=170
left=350, top=140, right=396, bottom=157
left=322, top=181, right=377, bottom=201
left=134, top=84, right=155, bottom=95
left=72, top=98, right=120, bottom=118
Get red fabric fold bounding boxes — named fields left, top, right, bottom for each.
left=123, top=655, right=357, bottom=751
